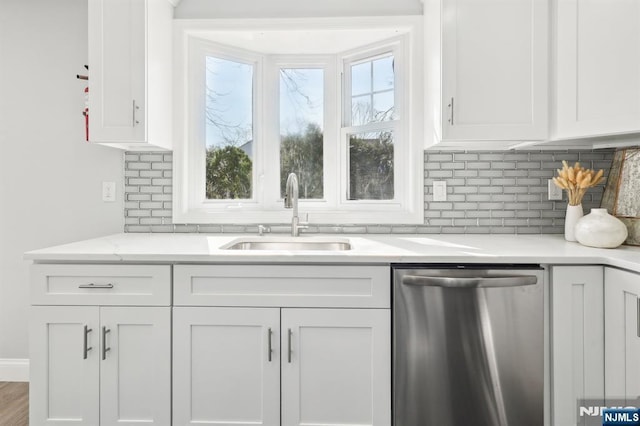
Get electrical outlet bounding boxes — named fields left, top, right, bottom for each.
left=102, top=182, right=116, bottom=202
left=548, top=179, right=562, bottom=201
left=433, top=181, right=447, bottom=201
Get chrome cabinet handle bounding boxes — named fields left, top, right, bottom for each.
left=287, top=328, right=293, bottom=363
left=132, top=100, right=140, bottom=126
left=102, top=327, right=111, bottom=360
left=78, top=283, right=114, bottom=289
left=83, top=325, right=93, bottom=359
left=402, top=275, right=538, bottom=288
left=448, top=97, right=454, bottom=125
left=267, top=328, right=273, bottom=362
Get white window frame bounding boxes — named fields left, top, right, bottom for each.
left=173, top=17, right=424, bottom=224
left=192, top=40, right=263, bottom=208
left=340, top=40, right=405, bottom=210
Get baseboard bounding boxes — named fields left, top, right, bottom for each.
left=0, top=359, right=29, bottom=382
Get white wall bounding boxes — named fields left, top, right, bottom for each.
left=0, top=0, right=124, bottom=361
left=175, top=0, right=423, bottom=19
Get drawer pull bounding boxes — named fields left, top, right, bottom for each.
left=78, top=283, right=114, bottom=289
left=83, top=325, right=93, bottom=359
left=102, top=327, right=111, bottom=360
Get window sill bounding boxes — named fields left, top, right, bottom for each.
left=172, top=207, right=424, bottom=225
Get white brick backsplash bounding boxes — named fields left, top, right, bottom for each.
left=140, top=201, right=163, bottom=209
left=140, top=154, right=164, bottom=162
left=123, top=149, right=614, bottom=234
left=128, top=178, right=151, bottom=185
left=140, top=170, right=164, bottom=178
left=127, top=162, right=151, bottom=170
left=128, top=193, right=151, bottom=201
left=151, top=194, right=172, bottom=201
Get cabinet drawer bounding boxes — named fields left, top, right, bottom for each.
left=174, top=265, right=390, bottom=308
left=31, top=265, right=171, bottom=306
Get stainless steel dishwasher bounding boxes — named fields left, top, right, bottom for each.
left=393, top=264, right=544, bottom=426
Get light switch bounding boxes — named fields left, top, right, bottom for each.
left=433, top=181, right=447, bottom=201
left=548, top=179, right=562, bottom=201
left=102, top=182, right=116, bottom=202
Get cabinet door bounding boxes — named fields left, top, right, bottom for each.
left=29, top=306, right=99, bottom=425
left=88, top=0, right=146, bottom=143
left=441, top=0, right=548, bottom=141
left=556, top=0, right=640, bottom=139
left=605, top=267, right=640, bottom=401
left=281, top=308, right=391, bottom=426
left=99, top=307, right=170, bottom=426
left=173, top=307, right=280, bottom=426
left=551, top=266, right=604, bottom=426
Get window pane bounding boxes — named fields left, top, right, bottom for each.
left=280, top=68, right=324, bottom=199
left=351, top=95, right=372, bottom=127
left=373, top=91, right=394, bottom=122
left=205, top=56, right=253, bottom=199
left=372, top=56, right=394, bottom=92
left=351, top=62, right=371, bottom=97
left=350, top=54, right=395, bottom=125
left=348, top=131, right=394, bottom=200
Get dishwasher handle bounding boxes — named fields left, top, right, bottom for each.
left=401, top=274, right=538, bottom=288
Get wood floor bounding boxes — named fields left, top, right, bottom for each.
left=0, top=382, right=28, bottom=426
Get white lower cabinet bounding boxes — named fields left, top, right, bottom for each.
left=551, top=266, right=604, bottom=426
left=173, top=307, right=391, bottom=426
left=551, top=266, right=640, bottom=425
left=604, top=267, right=640, bottom=401
left=29, top=306, right=170, bottom=425
left=31, top=264, right=391, bottom=426
left=173, top=307, right=281, bottom=426
left=29, top=307, right=100, bottom=425
left=281, top=308, right=390, bottom=426
left=99, top=307, right=171, bottom=425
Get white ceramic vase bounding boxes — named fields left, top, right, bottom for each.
left=564, top=204, right=583, bottom=242
left=575, top=208, right=628, bottom=248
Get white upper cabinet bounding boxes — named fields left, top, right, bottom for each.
left=88, top=0, right=173, bottom=151
left=555, top=0, right=640, bottom=141
left=425, top=0, right=548, bottom=147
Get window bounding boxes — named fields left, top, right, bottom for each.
left=173, top=18, right=423, bottom=224
left=205, top=56, right=254, bottom=200
left=344, top=52, right=397, bottom=201
left=279, top=68, right=325, bottom=200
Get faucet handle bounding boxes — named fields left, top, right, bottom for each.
left=258, top=225, right=271, bottom=236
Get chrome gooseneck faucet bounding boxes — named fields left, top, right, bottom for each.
left=284, top=173, right=308, bottom=237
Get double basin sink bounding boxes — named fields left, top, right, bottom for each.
left=222, top=236, right=352, bottom=251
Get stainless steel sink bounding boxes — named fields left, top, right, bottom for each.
left=222, top=237, right=351, bottom=251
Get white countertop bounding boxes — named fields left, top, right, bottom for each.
left=24, top=233, right=640, bottom=272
